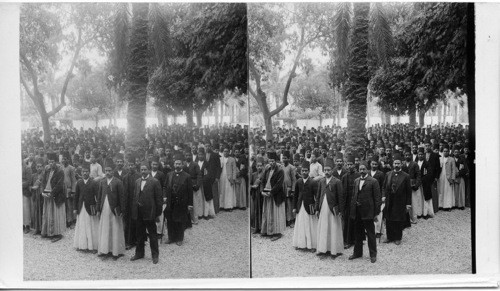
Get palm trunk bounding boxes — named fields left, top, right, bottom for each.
left=409, top=102, right=416, bottom=125
left=196, top=109, right=203, bottom=127
left=418, top=108, right=426, bottom=127
left=125, top=3, right=149, bottom=149
left=186, top=108, right=194, bottom=127
left=345, top=3, right=370, bottom=153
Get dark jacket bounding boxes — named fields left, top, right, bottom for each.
left=316, top=176, right=344, bottom=215
left=417, top=159, right=433, bottom=200
left=43, top=166, right=66, bottom=206
left=150, top=170, right=166, bottom=191
left=132, top=176, right=163, bottom=221
left=382, top=170, right=412, bottom=222
left=369, top=169, right=385, bottom=192
left=184, top=161, right=202, bottom=190
left=261, top=166, right=285, bottom=206
left=164, top=170, right=193, bottom=223
left=293, top=177, right=316, bottom=215
left=22, top=164, right=32, bottom=197
left=198, top=160, right=213, bottom=201
left=113, top=168, right=129, bottom=182
left=74, top=178, right=98, bottom=215
left=332, top=168, right=347, bottom=180
left=350, top=175, right=381, bottom=220
left=425, top=151, right=441, bottom=180
left=206, top=151, right=221, bottom=180
left=402, top=161, right=421, bottom=191
left=97, top=177, right=126, bottom=216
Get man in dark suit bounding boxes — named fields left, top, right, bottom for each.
left=369, top=156, right=385, bottom=238
left=150, top=156, right=166, bottom=234
left=382, top=154, right=412, bottom=245
left=260, top=151, right=286, bottom=241
left=122, top=159, right=141, bottom=250
left=130, top=163, right=163, bottom=264
left=402, top=149, right=422, bottom=224
left=292, top=165, right=317, bottom=251
left=416, top=148, right=434, bottom=218
left=204, top=143, right=221, bottom=213
left=164, top=155, right=193, bottom=246
left=96, top=166, right=126, bottom=259
left=424, top=140, right=441, bottom=213
left=184, top=150, right=202, bottom=226
left=41, top=152, right=66, bottom=242
left=113, top=154, right=128, bottom=182
left=348, top=162, right=381, bottom=263
left=73, top=166, right=99, bottom=252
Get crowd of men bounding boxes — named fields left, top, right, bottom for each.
left=21, top=124, right=249, bottom=264
left=249, top=123, right=472, bottom=264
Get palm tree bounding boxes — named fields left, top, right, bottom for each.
left=109, top=3, right=171, bottom=149
left=333, top=3, right=393, bottom=154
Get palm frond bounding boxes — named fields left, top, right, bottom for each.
left=148, top=3, right=172, bottom=69
left=369, top=3, right=394, bottom=66
left=334, top=2, right=352, bottom=63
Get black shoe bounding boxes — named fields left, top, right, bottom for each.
left=152, top=257, right=159, bottom=264
left=176, top=241, right=183, bottom=246
left=395, top=240, right=401, bottom=245
left=112, top=256, right=120, bottom=261
left=51, top=235, right=62, bottom=243
left=270, top=234, right=282, bottom=241
left=370, top=257, right=377, bottom=263
left=130, top=255, right=144, bottom=261
left=375, top=233, right=381, bottom=238
left=348, top=254, right=362, bottom=260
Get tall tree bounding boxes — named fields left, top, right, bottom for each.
left=20, top=3, right=112, bottom=143
left=249, top=3, right=331, bottom=141
left=330, top=3, right=393, bottom=152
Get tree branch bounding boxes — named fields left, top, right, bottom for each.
left=48, top=28, right=83, bottom=117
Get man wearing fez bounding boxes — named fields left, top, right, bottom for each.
left=341, top=154, right=360, bottom=249
left=382, top=153, right=412, bottom=245
left=219, top=147, right=237, bottom=211
left=417, top=147, right=434, bottom=219
left=130, top=163, right=163, bottom=264
left=348, top=162, right=381, bottom=263
left=260, top=150, right=286, bottom=241
left=281, top=151, right=297, bottom=227
left=96, top=166, right=126, bottom=259
left=62, top=154, right=77, bottom=228
left=250, top=157, right=265, bottom=234
left=150, top=156, right=166, bottom=234
left=73, top=166, right=99, bottom=252
left=438, top=146, right=456, bottom=211
left=292, top=164, right=318, bottom=251
left=30, top=158, right=46, bottom=235
left=369, top=156, right=385, bottom=238
left=164, top=154, right=193, bottom=246
left=316, top=159, right=344, bottom=257
left=41, top=152, right=66, bottom=242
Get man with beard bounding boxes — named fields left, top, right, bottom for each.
left=382, top=153, right=412, bottom=245
left=150, top=156, right=166, bottom=235
left=61, top=154, right=77, bottom=228
left=30, top=158, right=45, bottom=235
left=96, top=166, right=126, bottom=260
left=164, top=155, right=193, bottom=246
left=113, top=154, right=128, bottom=181
left=73, top=166, right=99, bottom=252
left=332, top=153, right=346, bottom=180
left=348, top=162, right=381, bottom=263
left=219, top=147, right=237, bottom=211
left=260, top=151, right=286, bottom=241
left=130, top=163, right=163, bottom=264
left=453, top=146, right=467, bottom=210
left=281, top=152, right=296, bottom=227
left=184, top=150, right=202, bottom=225
left=41, top=153, right=66, bottom=242
left=438, top=147, right=457, bottom=211
left=341, top=154, right=360, bottom=249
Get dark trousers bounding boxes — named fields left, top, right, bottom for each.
left=135, top=211, right=159, bottom=259
left=66, top=196, right=75, bottom=223
left=432, top=180, right=439, bottom=213
left=353, top=207, right=377, bottom=258
left=386, top=220, right=403, bottom=241
left=125, top=213, right=137, bottom=246
left=165, top=211, right=185, bottom=242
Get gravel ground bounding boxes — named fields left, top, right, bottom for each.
left=252, top=208, right=472, bottom=277
left=24, top=209, right=249, bottom=280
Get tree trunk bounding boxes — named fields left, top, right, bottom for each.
left=453, top=104, right=459, bottom=123
left=41, top=112, right=50, bottom=145
left=437, top=103, right=442, bottom=124
left=408, top=102, right=416, bottom=126
left=95, top=114, right=99, bottom=128
left=345, top=3, right=370, bottom=154
left=186, top=109, right=194, bottom=127
left=264, top=115, right=273, bottom=142
left=418, top=108, right=426, bottom=127
left=196, top=109, right=203, bottom=127
left=125, top=3, right=149, bottom=149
